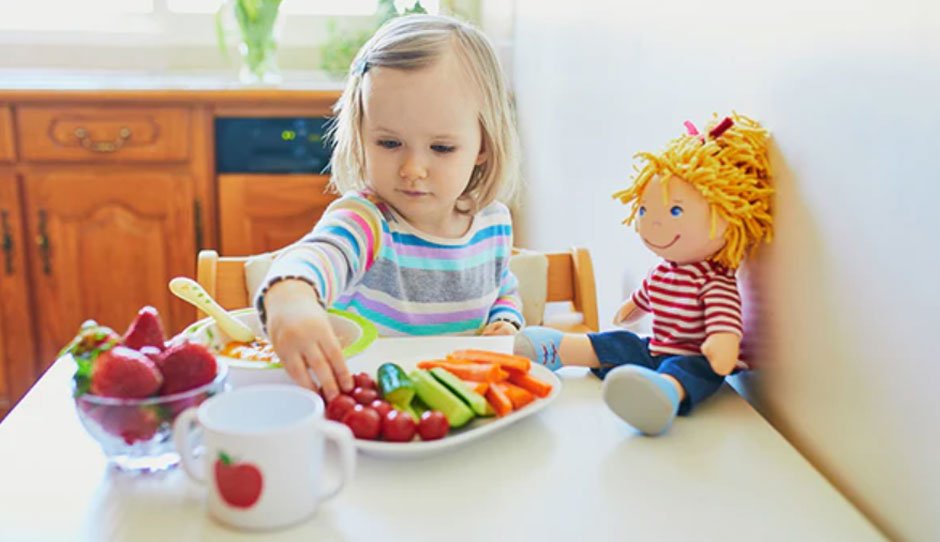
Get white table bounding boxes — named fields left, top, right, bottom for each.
left=0, top=337, right=883, bottom=541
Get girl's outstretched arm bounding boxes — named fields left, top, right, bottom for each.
left=254, top=194, right=384, bottom=399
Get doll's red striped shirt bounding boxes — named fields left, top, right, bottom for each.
left=631, top=260, right=747, bottom=370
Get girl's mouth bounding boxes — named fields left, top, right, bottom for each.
left=398, top=189, right=430, bottom=197
left=643, top=235, right=680, bottom=249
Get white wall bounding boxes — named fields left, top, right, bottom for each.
left=512, top=1, right=940, bottom=540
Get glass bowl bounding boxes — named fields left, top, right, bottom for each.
left=74, top=363, right=228, bottom=472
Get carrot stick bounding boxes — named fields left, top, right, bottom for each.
left=416, top=360, right=508, bottom=382
left=448, top=349, right=531, bottom=374
left=507, top=372, right=553, bottom=398
left=467, top=380, right=489, bottom=395
left=493, top=382, right=535, bottom=410
left=485, top=384, right=514, bottom=417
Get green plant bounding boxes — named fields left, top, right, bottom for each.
left=216, top=0, right=284, bottom=82
left=319, top=0, right=428, bottom=78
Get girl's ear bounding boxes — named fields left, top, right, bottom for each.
left=475, top=134, right=488, bottom=166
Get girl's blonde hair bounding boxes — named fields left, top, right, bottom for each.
left=613, top=112, right=775, bottom=269
left=328, top=14, right=521, bottom=212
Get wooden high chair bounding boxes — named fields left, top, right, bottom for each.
left=196, top=246, right=599, bottom=333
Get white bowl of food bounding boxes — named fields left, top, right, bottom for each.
left=184, top=308, right=378, bottom=388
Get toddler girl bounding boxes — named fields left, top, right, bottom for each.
left=257, top=15, right=524, bottom=399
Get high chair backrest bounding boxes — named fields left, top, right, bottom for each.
left=196, top=246, right=599, bottom=332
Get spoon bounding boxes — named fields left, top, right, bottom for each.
left=169, top=277, right=256, bottom=342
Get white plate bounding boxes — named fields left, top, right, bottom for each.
left=344, top=336, right=562, bottom=459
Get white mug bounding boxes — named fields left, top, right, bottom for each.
left=172, top=385, right=356, bottom=530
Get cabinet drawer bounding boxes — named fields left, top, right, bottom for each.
left=0, top=106, right=13, bottom=162
left=16, top=106, right=191, bottom=162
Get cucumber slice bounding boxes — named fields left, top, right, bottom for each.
left=430, top=368, right=494, bottom=417
left=409, top=370, right=475, bottom=428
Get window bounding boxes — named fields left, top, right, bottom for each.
left=0, top=0, right=447, bottom=72
left=0, top=0, right=441, bottom=32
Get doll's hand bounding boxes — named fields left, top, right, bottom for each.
left=613, top=298, right=641, bottom=327
left=263, top=280, right=353, bottom=400
left=481, top=321, right=518, bottom=336
left=701, top=332, right=740, bottom=376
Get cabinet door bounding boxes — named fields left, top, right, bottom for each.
left=0, top=173, right=37, bottom=417
left=23, top=169, right=197, bottom=366
left=218, top=174, right=336, bottom=256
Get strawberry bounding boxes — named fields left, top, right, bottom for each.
left=90, top=346, right=163, bottom=399
left=123, top=306, right=166, bottom=351
left=98, top=405, right=163, bottom=445
left=156, top=341, right=218, bottom=395
left=61, top=320, right=122, bottom=396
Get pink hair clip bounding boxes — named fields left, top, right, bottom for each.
left=683, top=121, right=700, bottom=136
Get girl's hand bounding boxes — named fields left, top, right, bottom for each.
left=481, top=321, right=518, bottom=336
left=262, top=280, right=353, bottom=400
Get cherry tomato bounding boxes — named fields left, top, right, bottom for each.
left=417, top=410, right=449, bottom=441
left=382, top=410, right=417, bottom=442
left=369, top=399, right=392, bottom=419
left=351, top=386, right=379, bottom=405
left=326, top=394, right=357, bottom=422
left=342, top=405, right=381, bottom=440
left=353, top=372, right=377, bottom=390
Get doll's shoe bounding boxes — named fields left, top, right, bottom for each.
left=513, top=326, right=563, bottom=371
left=602, top=366, right=680, bottom=436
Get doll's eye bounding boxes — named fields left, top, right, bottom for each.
left=638, top=206, right=646, bottom=217
left=670, top=206, right=683, bottom=217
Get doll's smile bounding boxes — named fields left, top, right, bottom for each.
left=643, top=235, right=681, bottom=249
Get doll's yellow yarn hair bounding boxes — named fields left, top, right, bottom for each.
left=613, top=112, right=774, bottom=269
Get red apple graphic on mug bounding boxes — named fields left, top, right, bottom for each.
left=214, top=451, right=263, bottom=508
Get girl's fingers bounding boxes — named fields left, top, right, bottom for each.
left=321, top=334, right=352, bottom=392
left=304, top=345, right=340, bottom=401
left=282, top=352, right=317, bottom=391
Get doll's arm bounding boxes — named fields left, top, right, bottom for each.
left=701, top=332, right=740, bottom=376
left=613, top=298, right=645, bottom=326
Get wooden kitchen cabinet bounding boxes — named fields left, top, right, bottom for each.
left=0, top=172, right=37, bottom=417
left=21, top=169, right=198, bottom=366
left=0, top=83, right=341, bottom=420
left=16, top=105, right=191, bottom=163
left=218, top=174, right=336, bottom=256
left=0, top=105, right=14, bottom=162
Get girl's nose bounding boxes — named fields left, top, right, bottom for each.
left=399, top=153, right=428, bottom=182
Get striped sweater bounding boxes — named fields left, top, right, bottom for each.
left=631, top=260, right=747, bottom=369
left=256, top=191, right=524, bottom=336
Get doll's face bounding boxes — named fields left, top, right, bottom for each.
left=635, top=175, right=728, bottom=264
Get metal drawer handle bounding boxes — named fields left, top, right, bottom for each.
left=1, top=210, right=12, bottom=275
left=73, top=126, right=132, bottom=153
left=36, top=209, right=51, bottom=275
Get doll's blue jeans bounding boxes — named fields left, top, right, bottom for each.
left=587, top=330, right=727, bottom=415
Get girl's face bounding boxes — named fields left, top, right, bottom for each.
left=361, top=52, right=486, bottom=238
left=635, top=175, right=728, bottom=264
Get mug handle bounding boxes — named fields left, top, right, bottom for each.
left=317, top=419, right=356, bottom=501
left=172, top=407, right=206, bottom=484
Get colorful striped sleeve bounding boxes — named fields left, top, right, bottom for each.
left=488, top=261, right=524, bottom=329
left=254, top=193, right=384, bottom=323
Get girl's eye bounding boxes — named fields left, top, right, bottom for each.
left=431, top=144, right=456, bottom=153
left=377, top=140, right=400, bottom=149
left=638, top=206, right=646, bottom=217
left=670, top=206, right=683, bottom=217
